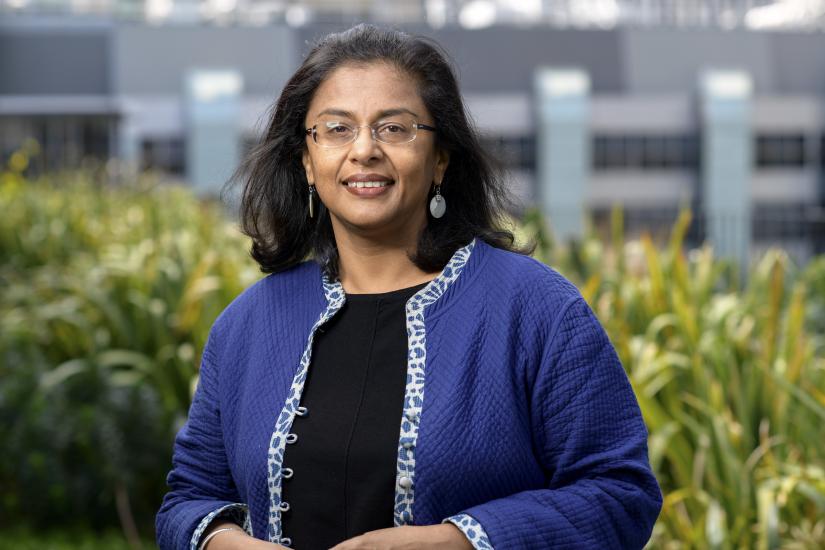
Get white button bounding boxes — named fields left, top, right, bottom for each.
left=280, top=537, right=292, bottom=547
left=286, top=433, right=298, bottom=444
left=279, top=501, right=290, bottom=512
left=398, top=476, right=413, bottom=489
left=295, top=406, right=308, bottom=417
left=282, top=467, right=294, bottom=479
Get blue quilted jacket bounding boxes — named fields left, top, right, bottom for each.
left=156, top=238, right=662, bottom=549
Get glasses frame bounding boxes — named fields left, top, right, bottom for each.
left=305, top=119, right=436, bottom=148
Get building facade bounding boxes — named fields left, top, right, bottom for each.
left=2, top=17, right=824, bottom=260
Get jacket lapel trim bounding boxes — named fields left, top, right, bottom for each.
left=265, top=275, right=345, bottom=542
left=394, top=238, right=477, bottom=525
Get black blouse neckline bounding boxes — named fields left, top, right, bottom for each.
left=344, top=281, right=431, bottom=302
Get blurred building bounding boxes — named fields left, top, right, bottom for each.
left=2, top=0, right=825, bottom=261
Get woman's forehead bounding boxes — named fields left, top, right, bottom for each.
left=307, top=63, right=427, bottom=121
left=315, top=107, right=421, bottom=121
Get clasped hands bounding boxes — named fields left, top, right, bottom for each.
left=206, top=522, right=473, bottom=550
left=328, top=524, right=473, bottom=549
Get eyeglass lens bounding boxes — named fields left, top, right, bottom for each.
left=312, top=117, right=418, bottom=147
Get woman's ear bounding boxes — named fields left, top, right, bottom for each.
left=302, top=149, right=315, bottom=184
left=434, top=148, right=449, bottom=184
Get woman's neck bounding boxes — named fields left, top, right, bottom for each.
left=332, top=230, right=439, bottom=294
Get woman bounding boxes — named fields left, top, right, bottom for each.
left=156, top=24, right=662, bottom=550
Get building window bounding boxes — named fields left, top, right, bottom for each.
left=480, top=135, right=536, bottom=171
left=140, top=137, right=184, bottom=175
left=756, top=135, right=807, bottom=167
left=0, top=115, right=115, bottom=175
left=593, top=135, right=700, bottom=170
left=752, top=203, right=821, bottom=241
left=591, top=206, right=692, bottom=245
left=820, top=135, right=825, bottom=168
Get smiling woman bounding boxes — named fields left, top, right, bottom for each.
left=300, top=62, right=451, bottom=288
left=155, top=24, right=662, bottom=550
left=223, top=24, right=519, bottom=289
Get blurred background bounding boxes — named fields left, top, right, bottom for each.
left=2, top=1, right=825, bottom=549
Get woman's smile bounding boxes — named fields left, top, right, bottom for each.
left=342, top=172, right=395, bottom=196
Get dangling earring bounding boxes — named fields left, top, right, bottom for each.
left=429, top=182, right=446, bottom=218
left=308, top=184, right=316, bottom=218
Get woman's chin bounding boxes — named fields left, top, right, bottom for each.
left=332, top=212, right=422, bottom=240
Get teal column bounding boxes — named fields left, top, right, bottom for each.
left=184, top=69, right=243, bottom=196
left=699, top=70, right=753, bottom=270
left=534, top=68, right=591, bottom=242
left=117, top=118, right=141, bottom=177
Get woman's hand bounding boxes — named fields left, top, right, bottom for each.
left=329, top=524, right=473, bottom=550
left=201, top=521, right=289, bottom=549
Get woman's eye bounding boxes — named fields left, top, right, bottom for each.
left=328, top=124, right=350, bottom=134
left=321, top=122, right=351, bottom=134
left=378, top=122, right=411, bottom=136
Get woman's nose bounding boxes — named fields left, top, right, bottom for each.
left=348, top=127, right=383, bottom=162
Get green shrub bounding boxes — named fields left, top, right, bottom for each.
left=519, top=208, right=825, bottom=549
left=2, top=166, right=824, bottom=548
left=0, top=528, right=149, bottom=550
left=0, top=170, right=259, bottom=534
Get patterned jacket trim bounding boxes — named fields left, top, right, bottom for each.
left=394, top=239, right=476, bottom=525
left=265, top=277, right=345, bottom=541
left=190, top=502, right=252, bottom=550
left=444, top=513, right=494, bottom=549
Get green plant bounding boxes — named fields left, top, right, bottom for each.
left=0, top=169, right=259, bottom=538
left=0, top=528, right=149, bottom=550
left=3, top=163, right=824, bottom=548
left=520, top=207, right=825, bottom=549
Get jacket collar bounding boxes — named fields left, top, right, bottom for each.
left=319, top=237, right=480, bottom=315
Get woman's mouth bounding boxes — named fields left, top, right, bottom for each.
left=345, top=180, right=392, bottom=188
left=342, top=175, right=395, bottom=196
left=343, top=180, right=394, bottom=196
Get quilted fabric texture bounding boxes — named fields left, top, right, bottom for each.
left=156, top=239, right=662, bottom=549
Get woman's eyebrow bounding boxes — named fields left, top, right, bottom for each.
left=317, top=108, right=355, bottom=119
left=375, top=108, right=420, bottom=119
left=316, top=107, right=420, bottom=119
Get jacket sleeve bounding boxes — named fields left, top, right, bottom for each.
left=155, top=336, right=252, bottom=550
left=443, top=296, right=662, bottom=549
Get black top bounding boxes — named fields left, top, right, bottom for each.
left=280, top=281, right=429, bottom=550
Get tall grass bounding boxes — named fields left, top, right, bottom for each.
left=2, top=163, right=824, bottom=547
left=0, top=167, right=260, bottom=538
left=519, top=208, right=825, bottom=549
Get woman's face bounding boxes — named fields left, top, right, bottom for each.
left=302, top=62, right=449, bottom=244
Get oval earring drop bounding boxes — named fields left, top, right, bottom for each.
left=308, top=184, right=316, bottom=218
left=429, top=183, right=446, bottom=218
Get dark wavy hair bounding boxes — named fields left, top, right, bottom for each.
left=229, top=23, right=531, bottom=278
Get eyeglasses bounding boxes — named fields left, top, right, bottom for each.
left=305, top=116, right=436, bottom=148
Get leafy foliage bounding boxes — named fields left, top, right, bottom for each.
left=0, top=167, right=260, bottom=535
left=2, top=164, right=824, bottom=548
left=0, top=528, right=150, bottom=550
left=518, top=207, right=825, bottom=549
